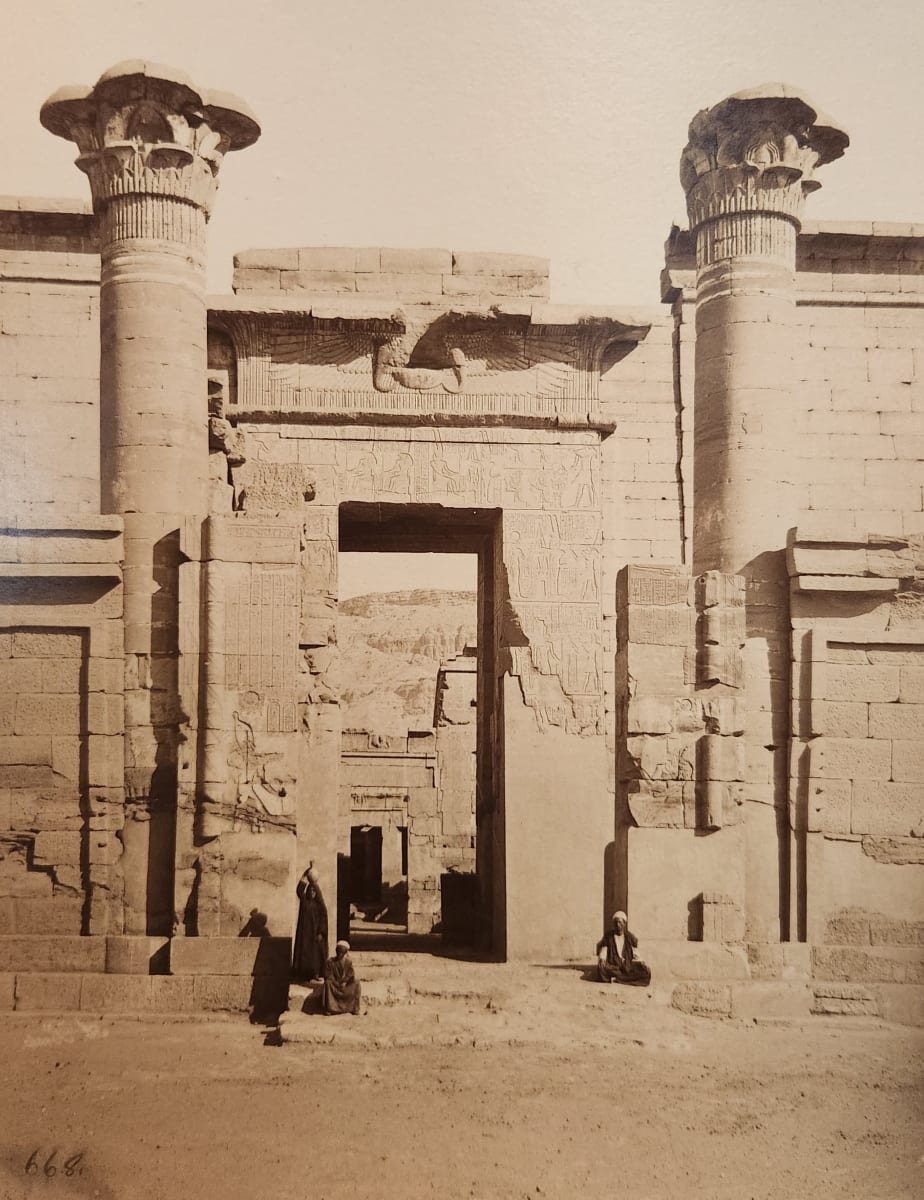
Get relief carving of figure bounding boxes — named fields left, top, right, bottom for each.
left=373, top=340, right=466, bottom=394
left=228, top=709, right=293, bottom=830
left=382, top=451, right=414, bottom=497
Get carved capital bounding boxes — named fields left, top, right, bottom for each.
left=41, top=61, right=259, bottom=230
left=680, top=85, right=847, bottom=257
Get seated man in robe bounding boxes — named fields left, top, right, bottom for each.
left=323, top=940, right=362, bottom=1015
left=596, top=910, right=651, bottom=987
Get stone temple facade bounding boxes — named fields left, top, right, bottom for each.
left=0, top=64, right=922, bottom=1020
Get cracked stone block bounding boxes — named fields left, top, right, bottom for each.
left=811, top=984, right=879, bottom=1016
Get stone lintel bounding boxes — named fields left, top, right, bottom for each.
left=226, top=407, right=618, bottom=437
left=210, top=292, right=652, bottom=340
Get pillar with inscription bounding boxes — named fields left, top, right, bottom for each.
left=41, top=63, right=259, bottom=934
left=680, top=87, right=847, bottom=941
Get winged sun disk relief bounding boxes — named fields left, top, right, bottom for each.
left=267, top=328, right=575, bottom=398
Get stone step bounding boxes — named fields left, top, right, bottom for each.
left=0, top=971, right=287, bottom=1017
left=289, top=976, right=410, bottom=1012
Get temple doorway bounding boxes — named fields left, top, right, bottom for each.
left=337, top=503, right=496, bottom=953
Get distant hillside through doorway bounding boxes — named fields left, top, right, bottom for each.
left=333, top=589, right=477, bottom=736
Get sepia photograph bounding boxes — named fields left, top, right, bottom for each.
left=0, top=1, right=922, bottom=1196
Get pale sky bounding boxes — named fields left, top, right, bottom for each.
left=5, top=0, right=923, bottom=307
left=4, top=1, right=921, bottom=596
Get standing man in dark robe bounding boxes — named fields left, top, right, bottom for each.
left=323, top=940, right=362, bottom=1015
left=292, top=863, right=329, bottom=983
left=596, top=910, right=651, bottom=986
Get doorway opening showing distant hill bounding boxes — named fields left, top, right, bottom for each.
left=337, top=504, right=497, bottom=956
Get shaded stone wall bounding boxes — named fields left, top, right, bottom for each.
left=788, top=529, right=924, bottom=983
left=0, top=629, right=86, bottom=935
left=0, top=518, right=125, bottom=938
left=615, top=565, right=747, bottom=951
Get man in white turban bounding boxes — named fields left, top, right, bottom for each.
left=323, top=939, right=362, bottom=1015
left=596, top=910, right=651, bottom=986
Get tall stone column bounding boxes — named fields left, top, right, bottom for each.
left=680, top=87, right=847, bottom=942
left=41, top=63, right=259, bottom=932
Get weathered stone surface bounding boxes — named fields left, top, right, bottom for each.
left=852, top=781, right=924, bottom=836
left=32, top=830, right=81, bottom=866
left=874, top=984, right=924, bottom=1026
left=867, top=703, right=922, bottom=740
left=169, top=936, right=291, bottom=977
left=861, top=837, right=924, bottom=865
left=826, top=910, right=871, bottom=945
left=105, top=935, right=169, bottom=974
left=0, top=935, right=105, bottom=972
left=746, top=943, right=812, bottom=981
left=811, top=701, right=868, bottom=738
left=671, top=982, right=732, bottom=1018
left=812, top=737, right=892, bottom=781
left=14, top=971, right=82, bottom=1010
left=80, top=973, right=154, bottom=1011
left=811, top=983, right=879, bottom=1016
left=813, top=945, right=924, bottom=984
left=150, top=975, right=197, bottom=1011
left=13, top=897, right=83, bottom=934
left=822, top=665, right=900, bottom=703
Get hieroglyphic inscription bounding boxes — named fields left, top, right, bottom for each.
left=297, top=442, right=600, bottom=512
left=225, top=566, right=298, bottom=731
left=698, top=571, right=746, bottom=687
left=350, top=789, right=408, bottom=812
left=628, top=607, right=695, bottom=646
left=628, top=567, right=691, bottom=607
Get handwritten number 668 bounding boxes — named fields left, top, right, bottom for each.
left=24, top=1150, right=84, bottom=1177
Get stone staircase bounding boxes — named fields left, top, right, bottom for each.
left=0, top=937, right=920, bottom=1028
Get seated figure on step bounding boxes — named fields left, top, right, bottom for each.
left=324, top=940, right=362, bottom=1015
left=596, top=910, right=651, bottom=987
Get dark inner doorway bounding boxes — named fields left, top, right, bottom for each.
left=350, top=825, right=383, bottom=906
left=338, top=502, right=501, bottom=958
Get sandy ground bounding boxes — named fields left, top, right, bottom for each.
left=0, top=963, right=921, bottom=1200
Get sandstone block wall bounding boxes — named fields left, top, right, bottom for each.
left=664, top=222, right=924, bottom=541
left=0, top=518, right=125, bottom=941
left=0, top=629, right=85, bottom=935
left=232, top=247, right=550, bottom=302
left=788, top=530, right=924, bottom=973
left=615, top=565, right=747, bottom=944
left=0, top=200, right=100, bottom=515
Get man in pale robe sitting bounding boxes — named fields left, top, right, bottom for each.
left=323, top=940, right=362, bottom=1015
